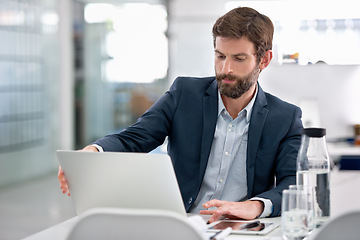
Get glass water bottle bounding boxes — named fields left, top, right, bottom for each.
left=296, top=128, right=330, bottom=228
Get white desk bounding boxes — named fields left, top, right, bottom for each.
left=22, top=217, right=79, bottom=240
left=23, top=169, right=360, bottom=240
left=22, top=216, right=282, bottom=240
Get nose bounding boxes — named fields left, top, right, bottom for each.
left=222, top=59, right=233, bottom=74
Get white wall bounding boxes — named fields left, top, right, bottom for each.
left=167, top=0, right=228, bottom=82
left=260, top=64, right=360, bottom=140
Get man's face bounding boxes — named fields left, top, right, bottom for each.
left=214, top=36, right=260, bottom=99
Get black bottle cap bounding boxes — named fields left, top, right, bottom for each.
left=302, top=128, right=326, bottom=137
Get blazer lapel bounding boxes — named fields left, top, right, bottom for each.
left=246, top=84, right=268, bottom=197
left=199, top=79, right=218, bottom=182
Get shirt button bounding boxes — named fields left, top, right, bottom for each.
left=188, top=197, right=193, bottom=204
left=225, top=151, right=229, bottom=156
left=219, top=179, right=223, bottom=183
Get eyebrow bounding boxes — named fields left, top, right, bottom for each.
left=214, top=49, right=250, bottom=57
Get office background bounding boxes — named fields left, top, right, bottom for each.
left=0, top=0, right=360, bottom=239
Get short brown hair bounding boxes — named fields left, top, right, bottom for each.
left=212, top=7, right=274, bottom=63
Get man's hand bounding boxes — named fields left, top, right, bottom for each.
left=58, top=166, right=70, bottom=196
left=79, top=145, right=99, bottom=152
left=58, top=145, right=99, bottom=196
left=199, top=199, right=264, bottom=223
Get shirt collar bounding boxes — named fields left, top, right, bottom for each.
left=217, top=84, right=258, bottom=123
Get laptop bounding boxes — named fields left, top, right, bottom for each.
left=56, top=150, right=187, bottom=217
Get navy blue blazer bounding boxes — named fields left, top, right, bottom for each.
left=93, top=76, right=303, bottom=217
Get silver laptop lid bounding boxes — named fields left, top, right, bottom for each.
left=57, top=150, right=186, bottom=217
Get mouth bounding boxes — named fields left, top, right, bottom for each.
left=222, top=78, right=235, bottom=84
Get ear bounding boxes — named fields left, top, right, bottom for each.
left=259, top=50, right=273, bottom=70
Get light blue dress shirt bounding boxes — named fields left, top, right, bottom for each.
left=189, top=86, right=272, bottom=217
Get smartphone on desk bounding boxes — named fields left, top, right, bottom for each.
left=207, top=220, right=279, bottom=235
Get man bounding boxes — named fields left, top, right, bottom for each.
left=59, top=7, right=302, bottom=223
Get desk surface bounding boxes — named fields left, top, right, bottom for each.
left=23, top=169, right=360, bottom=240
left=23, top=216, right=283, bottom=240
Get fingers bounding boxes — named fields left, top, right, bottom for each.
left=203, top=199, right=224, bottom=209
left=201, top=200, right=263, bottom=223
left=199, top=209, right=215, bottom=215
left=200, top=208, right=229, bottom=223
left=201, top=199, right=230, bottom=223
left=200, top=200, right=260, bottom=223
left=58, top=166, right=70, bottom=196
left=80, top=145, right=99, bottom=152
left=210, top=210, right=228, bottom=223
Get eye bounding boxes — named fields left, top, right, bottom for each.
left=216, top=54, right=225, bottom=60
left=235, top=57, right=246, bottom=61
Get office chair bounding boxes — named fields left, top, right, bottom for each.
left=312, top=210, right=360, bottom=240
left=66, top=208, right=207, bottom=240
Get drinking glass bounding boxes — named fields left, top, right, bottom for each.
left=288, top=185, right=315, bottom=232
left=281, top=189, right=312, bottom=240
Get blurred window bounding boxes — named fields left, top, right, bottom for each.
left=85, top=3, right=168, bottom=83
left=81, top=2, right=169, bottom=145
left=0, top=0, right=57, bottom=152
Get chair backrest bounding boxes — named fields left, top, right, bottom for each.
left=312, top=210, right=360, bottom=240
left=66, top=208, right=206, bottom=240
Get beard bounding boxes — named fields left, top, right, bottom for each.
left=216, top=66, right=260, bottom=99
